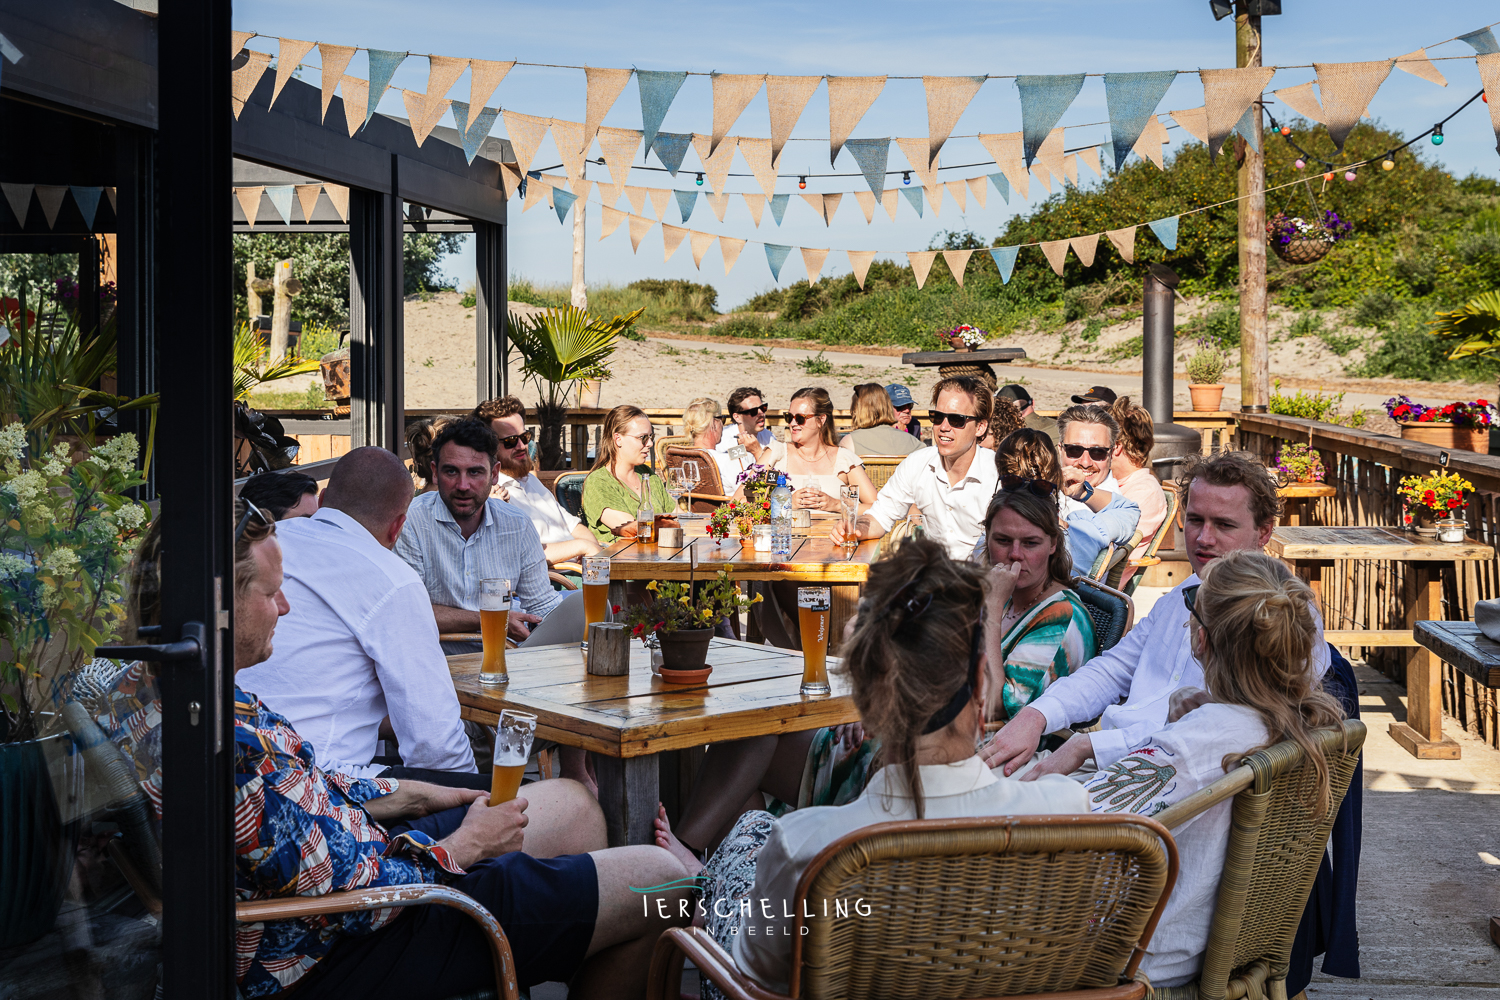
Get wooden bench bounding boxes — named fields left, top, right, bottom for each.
left=1324, top=630, right=1418, bottom=647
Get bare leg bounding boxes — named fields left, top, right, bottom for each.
left=673, top=735, right=777, bottom=852
left=761, top=728, right=816, bottom=805
left=571, top=846, right=692, bottom=1000
left=559, top=746, right=598, bottom=798
left=652, top=804, right=704, bottom=877
left=518, top=778, right=606, bottom=858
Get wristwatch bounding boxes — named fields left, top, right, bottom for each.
left=1074, top=480, right=1095, bottom=502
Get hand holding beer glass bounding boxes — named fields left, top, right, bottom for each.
left=479, top=578, right=512, bottom=685
left=838, top=486, right=860, bottom=552
left=582, top=555, right=611, bottom=647
left=489, top=709, right=537, bottom=805
left=798, top=586, right=832, bottom=696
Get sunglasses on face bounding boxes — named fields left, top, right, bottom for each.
left=234, top=498, right=271, bottom=542
left=1182, top=584, right=1208, bottom=630
left=1000, top=474, right=1059, bottom=498
left=930, top=410, right=980, bottom=429
left=788, top=413, right=821, bottom=426
left=732, top=403, right=769, bottom=416
left=1063, top=443, right=1112, bottom=462
left=498, top=430, right=533, bottom=449
left=624, top=432, right=653, bottom=446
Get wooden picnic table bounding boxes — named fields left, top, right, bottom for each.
left=447, top=639, right=858, bottom=846
left=899, top=347, right=1027, bottom=367
left=1278, top=482, right=1337, bottom=526
left=1266, top=526, right=1494, bottom=759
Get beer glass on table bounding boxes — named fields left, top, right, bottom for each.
left=489, top=709, right=537, bottom=806
left=582, top=555, right=610, bottom=647
left=798, top=586, right=832, bottom=696
left=479, top=578, right=512, bottom=685
left=838, top=486, right=860, bottom=553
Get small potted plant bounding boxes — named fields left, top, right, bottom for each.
left=1274, top=442, right=1325, bottom=484
left=622, top=569, right=760, bottom=681
left=709, top=497, right=772, bottom=545
left=941, top=323, right=987, bottom=352
left=734, top=464, right=780, bottom=506
left=1397, top=469, right=1473, bottom=537
left=1186, top=338, right=1230, bottom=411
left=1384, top=396, right=1492, bottom=453
left=1266, top=210, right=1353, bottom=265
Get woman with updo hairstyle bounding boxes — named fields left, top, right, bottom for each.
left=405, top=415, right=453, bottom=492
left=1107, top=395, right=1168, bottom=561
left=655, top=540, right=1087, bottom=997
left=1061, top=550, right=1346, bottom=989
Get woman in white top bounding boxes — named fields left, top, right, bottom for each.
left=655, top=539, right=1088, bottom=996
left=681, top=397, right=744, bottom=495
left=742, top=387, right=877, bottom=513
left=1060, top=550, right=1346, bottom=988
left=1107, top=396, right=1169, bottom=562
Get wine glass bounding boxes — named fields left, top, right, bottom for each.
left=665, top=468, right=687, bottom=514
left=679, top=461, right=702, bottom=518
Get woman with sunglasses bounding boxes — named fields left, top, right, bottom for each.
left=741, top=387, right=876, bottom=514
left=581, top=405, right=676, bottom=545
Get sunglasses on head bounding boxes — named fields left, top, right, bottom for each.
left=1000, top=474, right=1059, bottom=498
left=930, top=410, right=980, bottom=429
left=234, top=498, right=271, bottom=542
left=1063, top=443, right=1112, bottom=462
left=498, top=430, right=533, bottom=449
left=788, top=413, right=821, bottom=426
left=1182, top=584, right=1208, bottom=630
left=732, top=403, right=769, bottom=416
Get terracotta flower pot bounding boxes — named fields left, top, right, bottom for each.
left=657, top=627, right=714, bottom=682
left=1410, top=508, right=1438, bottom=537
left=947, top=336, right=971, bottom=352
left=1398, top=422, right=1489, bottom=453
left=1189, top=383, right=1225, bottom=412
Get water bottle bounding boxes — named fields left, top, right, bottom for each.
left=635, top=474, right=656, bottom=544
left=770, top=474, right=793, bottom=554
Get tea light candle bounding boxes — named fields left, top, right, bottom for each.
left=753, top=525, right=773, bottom=551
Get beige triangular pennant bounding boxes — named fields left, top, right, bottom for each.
left=880, top=188, right=900, bottom=221
left=966, top=175, right=987, bottom=209
left=583, top=67, right=634, bottom=151
left=1200, top=66, right=1276, bottom=159
left=402, top=90, right=452, bottom=147
left=339, top=75, right=369, bottom=137
left=33, top=186, right=66, bottom=229
left=828, top=76, right=886, bottom=164
left=1476, top=53, right=1500, bottom=155
left=1169, top=106, right=1210, bottom=144
left=600, top=204, right=627, bottom=240
left=499, top=162, right=525, bottom=200
left=318, top=44, right=357, bottom=123
left=979, top=131, right=1030, bottom=199
left=945, top=180, right=966, bottom=212
left=502, top=111, right=550, bottom=175
left=691, top=134, right=738, bottom=194
left=801, top=247, right=830, bottom=284
left=1063, top=153, right=1079, bottom=186
left=468, top=60, right=516, bottom=130
left=661, top=223, right=689, bottom=262
left=1314, top=60, right=1393, bottom=151
left=1077, top=145, right=1101, bottom=177
left=800, top=191, right=825, bottom=223
left=941, top=249, right=973, bottom=287
left=847, top=250, right=876, bottom=289
left=104, top=187, right=116, bottom=212
left=1105, top=226, right=1137, bottom=264
left=271, top=38, right=317, bottom=109
left=324, top=184, right=349, bottom=222
left=549, top=119, right=588, bottom=182
left=1071, top=233, right=1100, bottom=268
left=767, top=75, right=822, bottom=165
left=925, top=182, right=942, bottom=218
left=425, top=55, right=469, bottom=101
left=596, top=126, right=641, bottom=206
left=235, top=186, right=264, bottom=228
left=294, top=184, right=322, bottom=222
left=623, top=185, right=648, bottom=215
left=1040, top=239, right=1070, bottom=275
left=628, top=214, right=655, bottom=253
left=231, top=50, right=273, bottom=119
left=1031, top=165, right=1052, bottom=194
left=689, top=229, right=716, bottom=269
left=1132, top=115, right=1169, bottom=168
left=710, top=74, right=764, bottom=156
left=705, top=192, right=731, bottom=222
left=648, top=187, right=672, bottom=221
left=232, top=30, right=256, bottom=57
left=894, top=137, right=940, bottom=194
left=719, top=235, right=747, bottom=274
left=853, top=189, right=876, bottom=222
left=738, top=137, right=778, bottom=199
left=571, top=177, right=593, bottom=199
left=1393, top=48, right=1448, bottom=88
left=907, top=250, right=938, bottom=290
left=522, top=174, right=552, bottom=213
left=822, top=192, right=843, bottom=225
left=3, top=183, right=33, bottom=227
left=1035, top=127, right=1066, bottom=185
left=1272, top=82, right=1324, bottom=123
left=743, top=192, right=766, bottom=226
left=923, top=75, right=986, bottom=167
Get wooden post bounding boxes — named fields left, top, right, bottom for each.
left=570, top=198, right=587, bottom=311
left=1236, top=7, right=1269, bottom=413
left=246, top=260, right=261, bottom=319
left=594, top=753, right=658, bottom=846
left=1390, top=563, right=1461, bottom=759
left=269, top=258, right=296, bottom=361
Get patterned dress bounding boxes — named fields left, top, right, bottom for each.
left=997, top=589, right=1096, bottom=720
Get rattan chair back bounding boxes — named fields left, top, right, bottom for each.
left=654, top=433, right=690, bottom=471
left=1145, top=488, right=1178, bottom=563
left=1069, top=575, right=1135, bottom=654
left=553, top=472, right=589, bottom=518
left=786, top=815, right=1178, bottom=1000
left=859, top=455, right=906, bottom=492
left=664, top=445, right=726, bottom=496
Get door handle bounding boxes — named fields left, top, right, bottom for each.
left=96, top=622, right=207, bottom=663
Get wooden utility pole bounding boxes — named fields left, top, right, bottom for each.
left=1237, top=6, right=1269, bottom=412
left=571, top=199, right=588, bottom=311
left=246, top=260, right=262, bottom=318
left=268, top=258, right=300, bottom=361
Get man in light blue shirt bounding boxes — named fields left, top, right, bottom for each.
left=1055, top=404, right=1141, bottom=577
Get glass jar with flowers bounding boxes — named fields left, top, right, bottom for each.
left=622, top=569, right=760, bottom=679
left=1397, top=469, right=1474, bottom=537
left=1185, top=338, right=1230, bottom=411
left=940, top=323, right=987, bottom=353
left=1274, top=442, right=1325, bottom=484
left=1384, top=396, right=1493, bottom=452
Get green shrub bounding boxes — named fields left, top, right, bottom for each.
left=1268, top=383, right=1366, bottom=427
left=627, top=278, right=718, bottom=312
left=798, top=351, right=832, bottom=375
left=1317, top=329, right=1365, bottom=356
left=460, top=290, right=477, bottom=309
left=1351, top=290, right=1396, bottom=328
left=1289, top=311, right=1324, bottom=337
left=1183, top=304, right=1240, bottom=348
left=1103, top=335, right=1143, bottom=362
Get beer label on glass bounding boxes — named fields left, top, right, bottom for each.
left=797, top=588, right=831, bottom=611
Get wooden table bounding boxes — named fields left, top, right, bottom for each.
left=1266, top=526, right=1494, bottom=759
left=1278, top=482, right=1337, bottom=526
left=900, top=347, right=1027, bottom=367
left=448, top=639, right=858, bottom=846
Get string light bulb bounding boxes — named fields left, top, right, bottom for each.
left=1382, top=157, right=1395, bottom=171
left=902, top=171, right=911, bottom=185
left=1279, top=126, right=1291, bottom=136
left=1431, top=123, right=1444, bottom=145
left=1294, top=158, right=1305, bottom=170
left=1345, top=171, right=1357, bottom=182
left=695, top=172, right=704, bottom=186
left=798, top=176, right=807, bottom=190
left=1323, top=171, right=1335, bottom=182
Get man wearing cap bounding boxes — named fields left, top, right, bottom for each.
left=1072, top=385, right=1118, bottom=407
left=885, top=384, right=922, bottom=440
left=998, top=384, right=1057, bottom=439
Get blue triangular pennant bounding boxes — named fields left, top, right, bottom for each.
left=989, top=172, right=1010, bottom=204
left=70, top=186, right=103, bottom=230
left=900, top=186, right=924, bottom=217
left=1103, top=71, right=1177, bottom=170
left=265, top=185, right=294, bottom=225
left=552, top=186, right=577, bottom=224
left=675, top=189, right=697, bottom=223
left=1460, top=28, right=1500, bottom=55
left=365, top=49, right=408, bottom=126
left=1148, top=216, right=1179, bottom=251
left=843, top=138, right=889, bottom=197
left=637, top=70, right=687, bottom=155
left=989, top=246, right=1019, bottom=284
left=450, top=100, right=500, bottom=164
left=765, top=243, right=791, bottom=281
left=1016, top=74, right=1086, bottom=167
left=652, top=132, right=692, bottom=175
left=769, top=193, right=790, bottom=225
left=1230, top=104, right=1260, bottom=152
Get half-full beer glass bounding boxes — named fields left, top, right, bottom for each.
left=839, top=486, right=859, bottom=553
left=582, top=555, right=611, bottom=645
left=798, top=587, right=831, bottom=696
left=489, top=709, right=537, bottom=805
left=479, top=578, right=512, bottom=685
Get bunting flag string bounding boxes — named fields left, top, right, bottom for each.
left=941, top=249, right=973, bottom=287
left=271, top=38, right=318, bottom=109
left=907, top=251, right=937, bottom=289
left=1314, top=60, right=1394, bottom=151
left=230, top=182, right=350, bottom=226
left=1017, top=74, right=1085, bottom=167
left=317, top=44, right=357, bottom=123
left=719, top=236, right=747, bottom=275
left=828, top=76, right=886, bottom=165
left=637, top=70, right=687, bottom=154
left=710, top=74, right=764, bottom=156
left=923, top=76, right=987, bottom=167
left=1103, top=71, right=1177, bottom=169
left=765, top=243, right=791, bottom=281
left=583, top=66, right=633, bottom=152
left=847, top=250, right=876, bottom=289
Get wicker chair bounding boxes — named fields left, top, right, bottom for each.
left=859, top=455, right=906, bottom=492
left=1149, top=719, right=1368, bottom=1000
left=1069, top=574, right=1135, bottom=654
left=648, top=814, right=1179, bottom=1000
left=553, top=471, right=589, bottom=519
left=654, top=433, right=690, bottom=470
left=1121, top=488, right=1179, bottom=597
left=664, top=445, right=733, bottom=513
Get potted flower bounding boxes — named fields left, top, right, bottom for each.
left=1186, top=338, right=1230, bottom=411
left=1274, top=442, right=1325, bottom=484
left=709, top=497, right=772, bottom=545
left=941, top=323, right=987, bottom=352
left=622, top=569, right=760, bottom=681
left=734, top=464, right=780, bottom=506
left=1384, top=396, right=1492, bottom=453
left=1266, top=210, right=1353, bottom=265
left=1397, top=469, right=1473, bottom=536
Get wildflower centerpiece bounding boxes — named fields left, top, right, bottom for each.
left=708, top=497, right=772, bottom=544
left=941, top=323, right=987, bottom=352
left=1384, top=396, right=1493, bottom=453
left=1274, top=443, right=1325, bottom=484
left=734, top=464, right=780, bottom=506
left=1266, top=210, right=1353, bottom=265
left=621, top=570, right=759, bottom=680
left=1398, top=469, right=1474, bottom=537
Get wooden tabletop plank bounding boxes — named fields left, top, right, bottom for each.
left=900, top=348, right=1027, bottom=366
left=1278, top=483, right=1337, bottom=499
left=602, top=536, right=878, bottom=582
left=1266, top=526, right=1494, bottom=562
left=1413, top=621, right=1500, bottom=687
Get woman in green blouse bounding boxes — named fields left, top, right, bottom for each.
left=581, top=405, right=676, bottom=544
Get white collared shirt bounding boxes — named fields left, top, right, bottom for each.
left=865, top=445, right=999, bottom=559
left=732, top=756, right=1087, bottom=994
left=237, top=507, right=475, bottom=778
left=496, top=471, right=580, bottom=546
left=395, top=491, right=560, bottom=620
left=715, top=426, right=774, bottom=456
left=1027, top=574, right=1330, bottom=769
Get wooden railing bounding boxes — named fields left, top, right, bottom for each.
left=1238, top=413, right=1500, bottom=749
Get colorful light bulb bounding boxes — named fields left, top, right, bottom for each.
left=798, top=176, right=807, bottom=190
left=1431, top=124, right=1444, bottom=145
left=1280, top=126, right=1291, bottom=136
left=1382, top=158, right=1395, bottom=171
left=1294, top=158, right=1305, bottom=170
left=1345, top=171, right=1357, bottom=181
left=902, top=171, right=911, bottom=186
left=695, top=173, right=704, bottom=186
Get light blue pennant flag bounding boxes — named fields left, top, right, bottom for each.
left=1016, top=74, right=1086, bottom=168
left=450, top=101, right=501, bottom=164
left=900, top=186, right=924, bottom=217
left=70, top=186, right=103, bottom=230
left=1460, top=28, right=1500, bottom=55
left=1231, top=104, right=1260, bottom=152
left=652, top=132, right=693, bottom=175
left=552, top=186, right=577, bottom=224
left=843, top=138, right=890, bottom=197
left=769, top=193, right=790, bottom=225
left=765, top=243, right=791, bottom=281
left=989, top=172, right=1010, bottom=204
left=1148, top=216, right=1179, bottom=251
left=637, top=70, right=687, bottom=155
left=365, top=49, right=408, bottom=126
left=265, top=185, right=294, bottom=225
left=675, top=189, right=697, bottom=223
left=1103, top=71, right=1177, bottom=170
left=989, top=246, right=1019, bottom=284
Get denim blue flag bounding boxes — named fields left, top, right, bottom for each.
left=450, top=101, right=501, bottom=164
left=70, top=187, right=103, bottom=230
left=552, top=186, right=577, bottom=224
left=1231, top=104, right=1260, bottom=152
left=843, top=138, right=889, bottom=197
left=1103, top=71, right=1177, bottom=170
left=637, top=70, right=687, bottom=154
left=1460, top=28, right=1500, bottom=55
left=652, top=132, right=692, bottom=175
left=765, top=243, right=791, bottom=281
left=989, top=246, right=1019, bottom=284
left=265, top=185, right=294, bottom=225
left=900, top=187, right=924, bottom=217
left=989, top=172, right=1010, bottom=204
left=365, top=49, right=407, bottom=126
left=1016, top=74, right=1085, bottom=167
left=1148, top=216, right=1179, bottom=250
left=675, top=189, right=697, bottom=223
left=769, top=193, right=790, bottom=225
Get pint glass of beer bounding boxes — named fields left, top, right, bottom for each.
left=479, top=578, right=512, bottom=685
left=582, top=555, right=611, bottom=645
left=798, top=587, right=832, bottom=696
left=489, top=709, right=537, bottom=806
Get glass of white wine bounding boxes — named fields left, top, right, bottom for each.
left=678, top=461, right=703, bottom=519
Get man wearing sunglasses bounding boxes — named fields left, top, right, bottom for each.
left=716, top=386, right=774, bottom=465
left=1055, top=405, right=1141, bottom=576
left=476, top=396, right=601, bottom=568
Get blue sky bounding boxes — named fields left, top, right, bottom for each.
left=235, top=1, right=1500, bottom=307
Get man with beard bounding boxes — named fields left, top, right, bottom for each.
left=473, top=396, right=600, bottom=567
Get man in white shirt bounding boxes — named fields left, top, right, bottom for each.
left=982, top=450, right=1330, bottom=777
left=238, top=446, right=477, bottom=780
left=474, top=396, right=601, bottom=567
left=717, top=386, right=775, bottom=465
left=1056, top=404, right=1141, bottom=576
left=833, top=376, right=995, bottom=560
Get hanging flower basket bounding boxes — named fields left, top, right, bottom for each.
left=1273, top=237, right=1333, bottom=265
left=1267, top=211, right=1352, bottom=266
